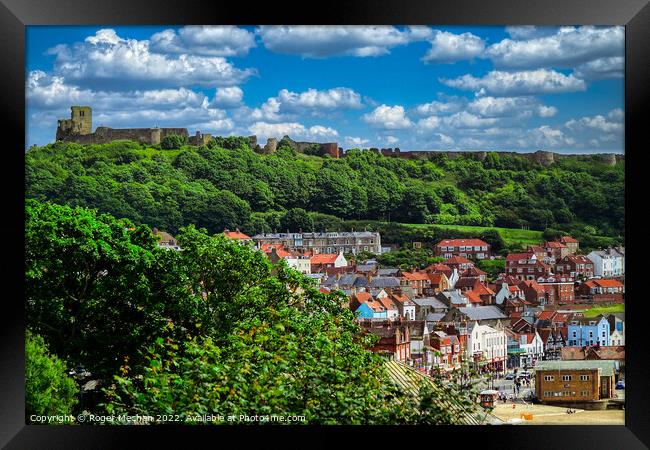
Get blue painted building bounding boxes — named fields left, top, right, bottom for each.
left=567, top=315, right=610, bottom=347
left=354, top=302, right=388, bottom=319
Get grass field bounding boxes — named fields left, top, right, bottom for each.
left=582, top=304, right=625, bottom=317
left=403, top=223, right=544, bottom=246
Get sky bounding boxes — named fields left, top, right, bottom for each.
left=26, top=25, right=624, bottom=153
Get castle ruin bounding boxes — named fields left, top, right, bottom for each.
left=56, top=106, right=212, bottom=146
left=55, top=106, right=620, bottom=165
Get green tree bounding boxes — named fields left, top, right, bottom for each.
left=161, top=134, right=188, bottom=150
left=26, top=330, right=78, bottom=420
left=280, top=208, right=314, bottom=232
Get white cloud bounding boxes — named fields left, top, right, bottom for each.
left=442, top=69, right=587, bottom=96
left=421, top=31, right=485, bottom=63
left=487, top=26, right=624, bottom=69
left=527, top=125, right=576, bottom=148
left=505, top=26, right=559, bottom=40
left=275, top=87, right=362, bottom=112
left=211, top=86, right=244, bottom=108
left=150, top=26, right=256, bottom=57
left=27, top=70, right=210, bottom=111
left=565, top=114, right=623, bottom=133
left=250, top=87, right=363, bottom=122
left=417, top=116, right=441, bottom=130
left=537, top=105, right=558, bottom=117
left=258, top=25, right=425, bottom=58
left=47, top=28, right=256, bottom=89
left=608, top=108, right=624, bottom=121
left=573, top=56, right=624, bottom=80
left=443, top=111, right=499, bottom=129
left=362, top=105, right=413, bottom=130
left=467, top=96, right=539, bottom=117
left=344, top=136, right=370, bottom=147
left=385, top=136, right=399, bottom=145
left=249, top=121, right=339, bottom=141
left=414, top=98, right=465, bottom=116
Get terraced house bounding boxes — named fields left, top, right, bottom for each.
left=434, top=239, right=491, bottom=260
left=252, top=231, right=382, bottom=255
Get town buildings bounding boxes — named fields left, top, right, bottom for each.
left=567, top=316, right=610, bottom=347
left=534, top=360, right=617, bottom=405
left=252, top=231, right=382, bottom=255
left=587, top=248, right=625, bottom=277
left=434, top=239, right=491, bottom=260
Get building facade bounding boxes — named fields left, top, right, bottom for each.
left=587, top=248, right=625, bottom=278
left=534, top=360, right=617, bottom=404
left=435, top=239, right=491, bottom=260
left=252, top=231, right=382, bottom=255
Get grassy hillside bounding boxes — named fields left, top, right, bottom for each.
left=405, top=223, right=543, bottom=246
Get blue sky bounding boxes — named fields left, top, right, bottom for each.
left=26, top=25, right=624, bottom=153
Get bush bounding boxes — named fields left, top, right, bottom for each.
left=26, top=330, right=78, bottom=419
left=161, top=134, right=188, bottom=150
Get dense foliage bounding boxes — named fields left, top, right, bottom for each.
left=26, top=199, right=482, bottom=424
left=25, top=141, right=624, bottom=245
left=25, top=330, right=79, bottom=419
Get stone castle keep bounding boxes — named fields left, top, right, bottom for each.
left=55, top=106, right=621, bottom=166
left=56, top=106, right=212, bottom=146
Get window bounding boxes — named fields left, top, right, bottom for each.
left=564, top=391, right=571, bottom=396
left=580, top=375, right=590, bottom=381
left=544, top=391, right=553, bottom=397
left=572, top=331, right=577, bottom=338
left=544, top=375, right=554, bottom=381
left=562, top=375, right=572, bottom=381
left=581, top=390, right=589, bottom=396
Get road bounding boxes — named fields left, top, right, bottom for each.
left=478, top=376, right=535, bottom=403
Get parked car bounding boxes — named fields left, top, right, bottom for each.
left=505, top=373, right=515, bottom=380
left=616, top=380, right=625, bottom=389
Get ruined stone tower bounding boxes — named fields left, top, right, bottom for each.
left=56, top=106, right=92, bottom=140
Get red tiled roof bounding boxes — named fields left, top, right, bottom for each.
left=223, top=229, right=251, bottom=240
left=390, top=293, right=414, bottom=305
left=319, top=287, right=331, bottom=294
left=445, top=256, right=473, bottom=264
left=564, top=254, right=592, bottom=263
left=506, top=252, right=534, bottom=261
left=311, top=253, right=339, bottom=265
left=428, top=273, right=446, bottom=284
left=537, top=310, right=556, bottom=321
left=425, top=263, right=452, bottom=275
left=261, top=244, right=293, bottom=258
left=465, top=290, right=482, bottom=303
left=402, top=271, right=430, bottom=281
left=552, top=313, right=572, bottom=323
left=354, top=292, right=372, bottom=303
left=545, top=241, right=567, bottom=248
left=377, top=296, right=398, bottom=310
left=463, top=266, right=487, bottom=276
left=473, top=282, right=495, bottom=296
left=437, top=238, right=489, bottom=247
left=561, top=236, right=579, bottom=243
left=593, top=279, right=624, bottom=288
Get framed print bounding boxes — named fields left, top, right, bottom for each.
left=1, top=0, right=648, bottom=447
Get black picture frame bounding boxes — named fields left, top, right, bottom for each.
left=1, top=0, right=647, bottom=447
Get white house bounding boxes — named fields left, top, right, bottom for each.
left=466, top=321, right=507, bottom=374
left=284, top=255, right=312, bottom=274
left=610, top=328, right=625, bottom=346
left=447, top=268, right=460, bottom=289
left=518, top=330, right=545, bottom=367
left=587, top=248, right=625, bottom=277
